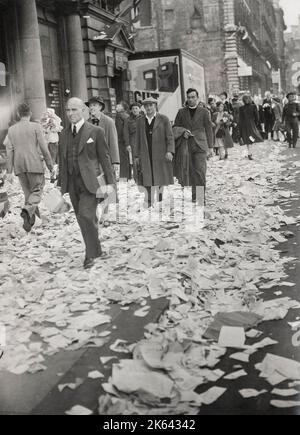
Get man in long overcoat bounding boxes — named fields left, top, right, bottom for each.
left=174, top=88, right=213, bottom=204
left=135, top=98, right=175, bottom=207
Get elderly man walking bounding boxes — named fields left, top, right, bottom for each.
left=58, top=98, right=115, bottom=269
left=174, top=88, right=213, bottom=204
left=135, top=97, right=175, bottom=208
left=4, top=103, right=54, bottom=232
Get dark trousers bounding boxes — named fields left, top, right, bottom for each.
left=144, top=186, right=164, bottom=207
left=68, top=173, right=102, bottom=259
left=286, top=120, right=299, bottom=147
left=189, top=142, right=207, bottom=204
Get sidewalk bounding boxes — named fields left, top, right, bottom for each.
left=0, top=142, right=300, bottom=415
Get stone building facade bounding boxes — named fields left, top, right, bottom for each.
left=0, top=0, right=134, bottom=143
left=285, top=15, right=300, bottom=95
left=134, top=0, right=286, bottom=96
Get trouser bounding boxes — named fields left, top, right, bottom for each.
left=144, top=186, right=164, bottom=207
left=189, top=142, right=207, bottom=205
left=285, top=120, right=299, bottom=147
left=18, top=173, right=45, bottom=218
left=68, top=173, right=102, bottom=259
left=265, top=119, right=274, bottom=137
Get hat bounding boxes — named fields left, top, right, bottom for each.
left=286, top=92, right=296, bottom=99
left=142, top=97, right=158, bottom=105
left=86, top=96, right=105, bottom=110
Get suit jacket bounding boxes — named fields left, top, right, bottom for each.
left=58, top=122, right=115, bottom=195
left=174, top=106, right=214, bottom=152
left=88, top=113, right=120, bottom=164
left=135, top=113, right=175, bottom=187
left=4, top=120, right=53, bottom=175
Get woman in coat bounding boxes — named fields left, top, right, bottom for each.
left=115, top=101, right=131, bottom=180
left=239, top=95, right=263, bottom=160
left=135, top=98, right=175, bottom=207
left=212, top=102, right=234, bottom=160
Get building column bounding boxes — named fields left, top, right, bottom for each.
left=66, top=14, right=88, bottom=101
left=17, top=0, right=46, bottom=119
left=223, top=0, right=240, bottom=94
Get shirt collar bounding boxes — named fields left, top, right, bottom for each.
left=146, top=112, right=157, bottom=124
left=72, top=118, right=85, bottom=132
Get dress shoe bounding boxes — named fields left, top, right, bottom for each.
left=21, top=209, right=32, bottom=233
left=248, top=155, right=254, bottom=161
left=83, top=251, right=109, bottom=269
left=30, top=214, right=36, bottom=228
left=84, top=258, right=96, bottom=270
left=35, top=207, right=41, bottom=219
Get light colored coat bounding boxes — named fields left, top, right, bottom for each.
left=88, top=113, right=120, bottom=164
left=135, top=113, right=175, bottom=187
left=4, top=120, right=53, bottom=175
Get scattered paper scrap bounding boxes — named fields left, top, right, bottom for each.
left=88, top=371, right=104, bottom=380
left=271, top=400, right=300, bottom=409
left=271, top=388, right=299, bottom=397
left=65, top=405, right=93, bottom=415
left=218, top=327, right=246, bottom=349
left=224, top=370, right=247, bottom=380
left=239, top=389, right=267, bottom=399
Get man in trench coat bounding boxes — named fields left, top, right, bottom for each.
left=135, top=97, right=175, bottom=207
left=174, top=88, right=214, bottom=204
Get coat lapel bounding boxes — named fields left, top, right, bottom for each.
left=191, top=107, right=202, bottom=128
left=141, top=117, right=149, bottom=150
left=78, top=123, right=92, bottom=154
left=183, top=108, right=193, bottom=130
left=153, top=114, right=162, bottom=132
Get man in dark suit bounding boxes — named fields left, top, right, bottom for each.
left=174, top=88, right=214, bottom=204
left=58, top=98, right=115, bottom=269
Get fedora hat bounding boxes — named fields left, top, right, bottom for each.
left=142, top=97, right=158, bottom=105
left=86, top=96, right=105, bottom=110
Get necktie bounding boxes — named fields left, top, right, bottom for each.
left=72, top=125, right=77, bottom=137
left=92, top=118, right=99, bottom=126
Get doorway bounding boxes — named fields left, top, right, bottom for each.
left=111, top=70, right=124, bottom=103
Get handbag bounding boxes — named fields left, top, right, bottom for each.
left=216, top=127, right=226, bottom=138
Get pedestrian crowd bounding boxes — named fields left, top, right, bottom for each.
left=0, top=88, right=299, bottom=269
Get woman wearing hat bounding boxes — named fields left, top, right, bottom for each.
left=135, top=97, right=175, bottom=207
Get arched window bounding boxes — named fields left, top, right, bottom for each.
left=0, top=62, right=6, bottom=87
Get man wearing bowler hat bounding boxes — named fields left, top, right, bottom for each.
left=86, top=96, right=120, bottom=172
left=86, top=96, right=120, bottom=224
left=135, top=97, right=175, bottom=207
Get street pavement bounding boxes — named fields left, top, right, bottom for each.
left=0, top=142, right=300, bottom=415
